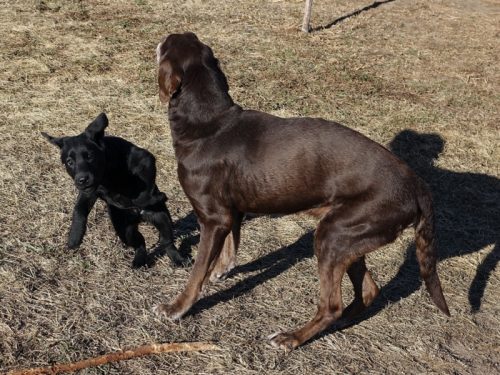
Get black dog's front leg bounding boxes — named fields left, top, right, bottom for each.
left=67, top=193, right=97, bottom=249
left=141, top=207, right=191, bottom=267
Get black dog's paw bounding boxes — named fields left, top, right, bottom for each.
left=67, top=238, right=82, bottom=250
left=132, top=252, right=149, bottom=268
left=154, top=192, right=168, bottom=204
left=162, top=243, right=192, bottom=268
left=147, top=244, right=192, bottom=268
left=169, top=250, right=192, bottom=268
left=96, top=186, right=110, bottom=197
left=172, top=255, right=193, bottom=268
left=139, top=209, right=155, bottom=222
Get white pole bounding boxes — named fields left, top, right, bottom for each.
left=302, top=0, right=314, bottom=32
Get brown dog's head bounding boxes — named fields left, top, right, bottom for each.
left=156, top=32, right=230, bottom=105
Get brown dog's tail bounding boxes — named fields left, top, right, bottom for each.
left=414, top=181, right=450, bottom=316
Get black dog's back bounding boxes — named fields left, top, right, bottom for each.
left=100, top=136, right=165, bottom=207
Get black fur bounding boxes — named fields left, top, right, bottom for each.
left=42, top=113, right=188, bottom=268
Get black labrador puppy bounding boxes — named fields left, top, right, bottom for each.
left=42, top=113, right=187, bottom=268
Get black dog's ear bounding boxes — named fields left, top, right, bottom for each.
left=41, top=132, right=65, bottom=149
left=85, top=113, right=108, bottom=142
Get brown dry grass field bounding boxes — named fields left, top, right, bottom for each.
left=1, top=0, right=499, bottom=373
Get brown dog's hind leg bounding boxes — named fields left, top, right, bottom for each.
left=269, top=211, right=349, bottom=351
left=269, top=205, right=403, bottom=351
left=269, top=260, right=347, bottom=351
left=209, top=212, right=243, bottom=282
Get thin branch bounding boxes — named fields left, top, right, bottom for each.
left=8, top=342, right=221, bottom=375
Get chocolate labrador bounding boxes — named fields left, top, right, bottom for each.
left=154, top=32, right=450, bottom=350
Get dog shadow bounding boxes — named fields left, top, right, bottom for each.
left=387, top=131, right=498, bottom=312
left=340, top=130, right=499, bottom=331
left=311, top=0, right=396, bottom=32
left=186, top=231, right=315, bottom=317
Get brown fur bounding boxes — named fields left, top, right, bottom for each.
left=154, top=32, right=450, bottom=351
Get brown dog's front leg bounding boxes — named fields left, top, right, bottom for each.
left=154, top=221, right=230, bottom=320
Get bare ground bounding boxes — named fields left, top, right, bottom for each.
left=0, top=0, right=499, bottom=373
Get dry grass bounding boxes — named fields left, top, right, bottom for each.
left=1, top=0, right=499, bottom=373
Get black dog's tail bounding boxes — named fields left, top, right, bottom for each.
left=414, top=181, right=450, bottom=316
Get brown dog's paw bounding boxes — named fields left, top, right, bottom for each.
left=209, top=268, right=232, bottom=283
left=267, top=332, right=300, bottom=352
left=152, top=303, right=185, bottom=321
left=209, top=261, right=236, bottom=283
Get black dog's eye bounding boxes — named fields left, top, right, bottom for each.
left=83, top=152, right=94, bottom=162
left=66, top=158, right=74, bottom=167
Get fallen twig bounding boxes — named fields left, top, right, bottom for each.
left=7, top=342, right=221, bottom=375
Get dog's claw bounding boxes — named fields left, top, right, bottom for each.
left=153, top=303, right=184, bottom=321
left=267, top=331, right=300, bottom=352
left=267, top=332, right=280, bottom=342
left=209, top=262, right=236, bottom=283
left=152, top=304, right=165, bottom=317
left=209, top=272, right=228, bottom=283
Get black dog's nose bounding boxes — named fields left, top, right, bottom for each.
left=76, top=175, right=89, bottom=186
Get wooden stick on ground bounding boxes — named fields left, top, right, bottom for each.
left=8, top=342, right=221, bottom=375
left=302, top=0, right=314, bottom=32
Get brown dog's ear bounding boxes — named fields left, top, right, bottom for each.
left=41, top=132, right=65, bottom=149
left=158, top=59, right=182, bottom=104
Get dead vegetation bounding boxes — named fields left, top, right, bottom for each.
left=0, top=0, right=498, bottom=373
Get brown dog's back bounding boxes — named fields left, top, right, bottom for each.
left=188, top=109, right=416, bottom=216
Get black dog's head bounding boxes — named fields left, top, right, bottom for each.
left=42, top=113, right=108, bottom=194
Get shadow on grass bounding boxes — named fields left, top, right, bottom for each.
left=186, top=231, right=314, bottom=317
left=311, top=0, right=396, bottom=32
left=387, top=130, right=499, bottom=313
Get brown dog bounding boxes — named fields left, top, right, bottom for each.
left=154, top=32, right=450, bottom=350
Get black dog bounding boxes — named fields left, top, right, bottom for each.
left=42, top=113, right=187, bottom=268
